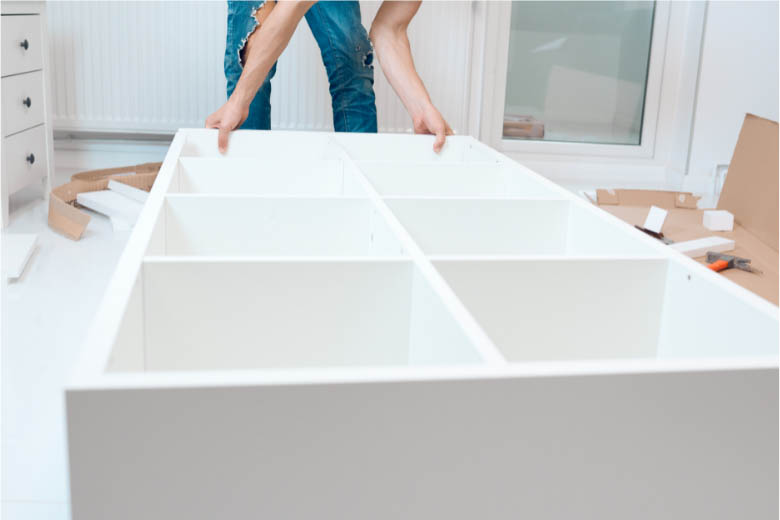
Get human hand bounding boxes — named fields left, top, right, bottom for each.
left=412, top=103, right=453, bottom=153
left=205, top=98, right=249, bottom=154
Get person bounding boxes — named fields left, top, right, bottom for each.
left=206, top=0, right=452, bottom=153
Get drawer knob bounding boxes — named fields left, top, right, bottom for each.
left=22, top=97, right=31, bottom=108
left=26, top=153, right=35, bottom=164
left=20, top=39, right=29, bottom=50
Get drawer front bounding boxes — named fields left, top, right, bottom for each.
left=2, top=125, right=46, bottom=194
left=1, top=15, right=43, bottom=76
left=2, top=71, right=44, bottom=136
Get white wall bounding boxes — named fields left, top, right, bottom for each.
left=47, top=1, right=475, bottom=136
left=686, top=1, right=779, bottom=178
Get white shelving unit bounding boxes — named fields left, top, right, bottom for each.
left=66, top=130, right=778, bottom=520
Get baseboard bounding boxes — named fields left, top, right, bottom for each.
left=54, top=137, right=171, bottom=172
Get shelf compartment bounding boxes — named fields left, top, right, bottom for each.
left=359, top=162, right=560, bottom=198
left=147, top=196, right=404, bottom=257
left=107, top=259, right=484, bottom=371
left=172, top=158, right=366, bottom=196
left=434, top=258, right=778, bottom=363
left=386, top=198, right=658, bottom=256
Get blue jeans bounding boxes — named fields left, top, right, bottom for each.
left=225, top=1, right=377, bottom=132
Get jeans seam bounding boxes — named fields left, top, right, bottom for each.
left=311, top=6, right=349, bottom=132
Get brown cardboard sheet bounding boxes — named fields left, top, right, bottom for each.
left=595, top=189, right=700, bottom=209
left=601, top=205, right=778, bottom=305
left=717, top=113, right=779, bottom=251
left=48, top=162, right=161, bottom=240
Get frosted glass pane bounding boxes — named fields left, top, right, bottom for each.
left=503, top=1, right=655, bottom=145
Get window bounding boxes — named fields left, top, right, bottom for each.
left=502, top=1, right=655, bottom=145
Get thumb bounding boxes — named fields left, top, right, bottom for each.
left=218, top=125, right=230, bottom=154
left=433, top=127, right=446, bottom=153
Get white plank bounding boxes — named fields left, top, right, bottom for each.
left=566, top=204, right=661, bottom=256
left=358, top=162, right=559, bottom=198
left=3, top=233, right=37, bottom=280
left=434, top=258, right=668, bottom=361
left=76, top=191, right=143, bottom=222
left=67, top=368, right=778, bottom=520
left=643, top=205, right=668, bottom=234
left=702, top=210, right=734, bottom=231
left=174, top=158, right=354, bottom=196
left=161, top=196, right=405, bottom=257
left=334, top=133, right=495, bottom=162
left=386, top=199, right=570, bottom=255
left=670, top=236, right=735, bottom=257
left=179, top=129, right=337, bottom=159
left=141, top=260, right=481, bottom=370
left=108, top=180, right=149, bottom=203
left=657, top=261, right=779, bottom=357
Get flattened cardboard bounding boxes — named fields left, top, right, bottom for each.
left=595, top=189, right=700, bottom=209
left=600, top=205, right=779, bottom=305
left=717, top=113, right=779, bottom=251
left=48, top=162, right=161, bottom=240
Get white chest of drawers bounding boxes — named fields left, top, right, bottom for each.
left=1, top=1, right=53, bottom=226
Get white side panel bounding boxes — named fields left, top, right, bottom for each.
left=67, top=369, right=778, bottom=520
left=359, top=162, right=559, bottom=198
left=386, top=199, right=570, bottom=255
left=434, top=259, right=668, bottom=361
left=334, top=134, right=495, bottom=162
left=179, top=130, right=337, bottom=159
left=566, top=204, right=660, bottom=256
left=658, top=261, right=779, bottom=358
left=407, top=268, right=484, bottom=365
left=106, top=270, right=144, bottom=372
left=174, top=158, right=348, bottom=196
left=163, top=196, right=404, bottom=257
left=143, top=260, right=416, bottom=370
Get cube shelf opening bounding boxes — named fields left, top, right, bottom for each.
left=359, top=162, right=560, bottom=198
left=147, top=196, right=405, bottom=257
left=107, top=260, right=484, bottom=372
left=172, top=158, right=366, bottom=197
left=387, top=198, right=658, bottom=256
left=434, top=258, right=778, bottom=363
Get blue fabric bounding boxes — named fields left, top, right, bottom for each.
left=224, top=1, right=377, bottom=132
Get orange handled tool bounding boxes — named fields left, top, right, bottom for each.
left=707, top=259, right=731, bottom=272
left=705, top=252, right=762, bottom=274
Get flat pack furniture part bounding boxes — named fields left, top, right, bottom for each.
left=2, top=232, right=37, bottom=279
left=66, top=130, right=779, bottom=520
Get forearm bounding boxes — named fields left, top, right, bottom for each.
left=369, top=1, right=430, bottom=120
left=231, top=1, right=315, bottom=107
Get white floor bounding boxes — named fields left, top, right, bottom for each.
left=0, top=142, right=680, bottom=519
left=1, top=147, right=165, bottom=520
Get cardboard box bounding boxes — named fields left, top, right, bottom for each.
left=590, top=114, right=778, bottom=305
left=48, top=162, right=161, bottom=240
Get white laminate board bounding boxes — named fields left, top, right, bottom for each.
left=3, top=232, right=37, bottom=279
left=162, top=196, right=405, bottom=256
left=67, top=368, right=778, bottom=520
left=179, top=129, right=337, bottom=159
left=174, top=158, right=355, bottom=196
left=386, top=198, right=570, bottom=255
left=334, top=132, right=496, bottom=162
left=108, top=180, right=149, bottom=203
left=76, top=190, right=143, bottom=222
left=657, top=260, right=779, bottom=358
left=359, top=162, right=559, bottom=198
left=141, top=260, right=480, bottom=370
left=434, top=258, right=669, bottom=361
left=566, top=204, right=661, bottom=257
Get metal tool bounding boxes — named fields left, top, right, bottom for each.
left=705, top=252, right=762, bottom=274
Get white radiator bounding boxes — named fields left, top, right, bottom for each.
left=47, top=1, right=475, bottom=135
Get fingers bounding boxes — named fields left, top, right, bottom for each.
left=218, top=125, right=230, bottom=154
left=433, top=128, right=446, bottom=153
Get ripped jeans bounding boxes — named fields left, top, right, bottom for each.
left=225, top=1, right=377, bottom=132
